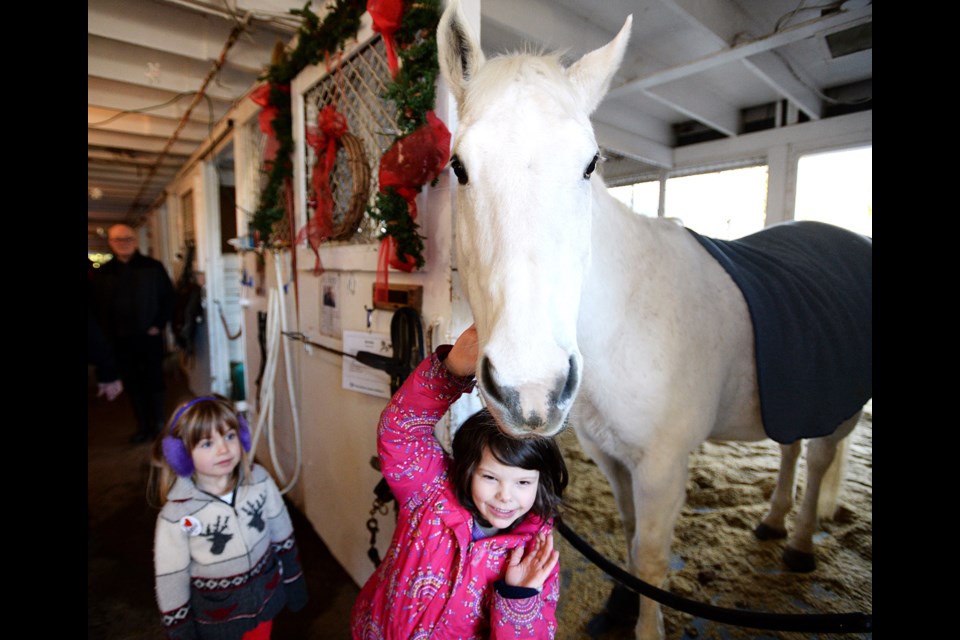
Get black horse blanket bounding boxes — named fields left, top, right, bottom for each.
left=688, top=221, right=872, bottom=444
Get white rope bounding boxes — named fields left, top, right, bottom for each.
left=247, top=250, right=303, bottom=495
left=273, top=250, right=303, bottom=493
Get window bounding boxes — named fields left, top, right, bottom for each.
left=608, top=165, right=767, bottom=239
left=665, top=166, right=768, bottom=239
left=794, top=146, right=872, bottom=237
left=609, top=182, right=659, bottom=218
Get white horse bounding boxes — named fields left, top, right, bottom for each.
left=437, top=2, right=871, bottom=639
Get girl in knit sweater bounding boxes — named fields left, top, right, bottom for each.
left=352, top=324, right=569, bottom=639
left=148, top=395, right=307, bottom=640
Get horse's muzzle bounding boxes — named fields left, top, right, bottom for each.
left=478, top=353, right=580, bottom=437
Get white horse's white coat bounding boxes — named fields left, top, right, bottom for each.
left=437, top=2, right=864, bottom=638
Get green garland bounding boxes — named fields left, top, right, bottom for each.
left=251, top=0, right=365, bottom=242
left=366, top=0, right=441, bottom=270
left=251, top=0, right=444, bottom=273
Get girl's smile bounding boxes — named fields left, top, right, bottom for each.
left=471, top=446, right=540, bottom=529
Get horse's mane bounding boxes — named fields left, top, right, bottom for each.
left=466, top=48, right=579, bottom=115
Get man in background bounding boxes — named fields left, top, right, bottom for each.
left=89, top=224, right=175, bottom=443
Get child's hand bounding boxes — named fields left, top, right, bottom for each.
left=444, top=323, right=479, bottom=378
left=503, top=531, right=559, bottom=592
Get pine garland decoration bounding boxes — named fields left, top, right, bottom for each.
left=251, top=0, right=365, bottom=242
left=366, top=0, right=443, bottom=270
left=251, top=0, right=444, bottom=272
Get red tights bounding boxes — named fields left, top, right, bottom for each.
left=242, top=620, right=273, bottom=640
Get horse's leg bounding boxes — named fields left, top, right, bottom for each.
left=573, top=429, right=641, bottom=632
left=629, top=446, right=690, bottom=640
left=783, top=411, right=861, bottom=572
left=755, top=441, right=802, bottom=541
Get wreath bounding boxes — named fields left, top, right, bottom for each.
left=297, top=103, right=372, bottom=273
left=326, top=132, right=370, bottom=240
left=250, top=0, right=446, bottom=277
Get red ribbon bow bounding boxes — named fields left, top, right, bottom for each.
left=367, top=0, right=404, bottom=77
left=374, top=111, right=452, bottom=300
left=249, top=83, right=290, bottom=169
left=297, top=105, right=350, bottom=274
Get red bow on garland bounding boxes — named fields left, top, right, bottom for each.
left=296, top=104, right=349, bottom=275
left=249, top=83, right=290, bottom=169
left=367, top=0, right=403, bottom=78
left=375, top=110, right=451, bottom=301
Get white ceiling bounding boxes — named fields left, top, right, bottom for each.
left=88, top=0, right=872, bottom=249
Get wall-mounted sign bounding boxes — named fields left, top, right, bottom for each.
left=341, top=330, right=391, bottom=399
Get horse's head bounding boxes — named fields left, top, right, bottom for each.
left=438, top=0, right=631, bottom=437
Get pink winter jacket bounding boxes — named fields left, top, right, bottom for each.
left=351, top=348, right=560, bottom=639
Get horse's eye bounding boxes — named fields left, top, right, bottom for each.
left=450, top=155, right=469, bottom=185
left=583, top=153, right=600, bottom=179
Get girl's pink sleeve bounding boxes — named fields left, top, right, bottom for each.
left=376, top=348, right=475, bottom=507
left=489, top=559, right=561, bottom=640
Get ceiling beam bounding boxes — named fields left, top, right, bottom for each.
left=88, top=148, right=187, bottom=169
left=87, top=129, right=199, bottom=156
left=660, top=0, right=824, bottom=120
left=741, top=52, right=823, bottom=120
left=87, top=166, right=179, bottom=183
left=88, top=107, right=212, bottom=142
left=88, top=0, right=287, bottom=75
left=89, top=34, right=257, bottom=104
left=608, top=4, right=872, bottom=99
left=480, top=0, right=614, bottom=56
left=88, top=76, right=228, bottom=125
left=593, top=121, right=673, bottom=168
left=645, top=82, right=739, bottom=137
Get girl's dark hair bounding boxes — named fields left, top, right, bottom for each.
left=450, top=408, right=568, bottom=523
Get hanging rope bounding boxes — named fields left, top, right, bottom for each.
left=127, top=13, right=253, bottom=220
left=215, top=300, right=242, bottom=340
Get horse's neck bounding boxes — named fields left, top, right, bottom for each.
left=585, top=186, right=680, bottom=297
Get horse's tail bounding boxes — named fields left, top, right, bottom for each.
left=816, top=428, right=852, bottom=521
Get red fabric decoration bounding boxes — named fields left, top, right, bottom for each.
left=367, top=0, right=403, bottom=77
left=378, top=111, right=451, bottom=222
left=296, top=105, right=349, bottom=275
left=374, top=111, right=452, bottom=300
left=249, top=83, right=290, bottom=168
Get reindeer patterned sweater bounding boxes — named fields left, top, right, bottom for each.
left=153, top=464, right=307, bottom=639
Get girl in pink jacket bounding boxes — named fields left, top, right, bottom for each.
left=351, top=325, right=569, bottom=639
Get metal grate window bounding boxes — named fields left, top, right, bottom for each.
left=302, top=36, right=399, bottom=245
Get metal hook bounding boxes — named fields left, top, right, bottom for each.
left=364, top=305, right=374, bottom=329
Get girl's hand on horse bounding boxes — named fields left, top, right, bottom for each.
left=504, top=531, right=558, bottom=592
left=444, top=323, right=479, bottom=378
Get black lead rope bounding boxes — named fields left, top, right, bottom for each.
left=555, top=519, right=873, bottom=634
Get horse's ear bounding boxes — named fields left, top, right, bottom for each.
left=437, top=0, right=486, bottom=108
left=566, top=15, right=632, bottom=114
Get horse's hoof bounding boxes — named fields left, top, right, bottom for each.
left=584, top=584, right=639, bottom=638
left=585, top=611, right=632, bottom=638
left=782, top=547, right=816, bottom=573
left=754, top=522, right=787, bottom=540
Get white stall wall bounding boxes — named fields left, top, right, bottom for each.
left=293, top=167, right=475, bottom=587
left=229, top=168, right=474, bottom=589
left=239, top=249, right=306, bottom=506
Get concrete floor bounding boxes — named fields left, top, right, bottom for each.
left=87, top=355, right=359, bottom=639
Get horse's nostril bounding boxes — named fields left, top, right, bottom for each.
left=559, top=355, right=579, bottom=405
left=480, top=356, right=506, bottom=407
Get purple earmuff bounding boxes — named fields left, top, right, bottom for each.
left=162, top=396, right=251, bottom=477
